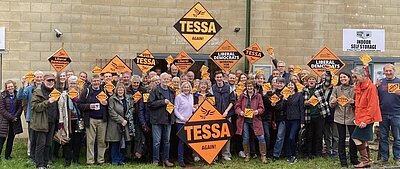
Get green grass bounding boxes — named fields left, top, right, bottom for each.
left=0, top=139, right=398, bottom=169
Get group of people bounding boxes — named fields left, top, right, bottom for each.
left=0, top=54, right=399, bottom=169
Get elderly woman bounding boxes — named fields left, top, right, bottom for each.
left=58, top=76, right=85, bottom=166
left=235, top=80, right=266, bottom=163
left=351, top=66, right=382, bottom=168
left=174, top=81, right=195, bottom=167
left=107, top=83, right=134, bottom=165
left=0, top=80, right=23, bottom=160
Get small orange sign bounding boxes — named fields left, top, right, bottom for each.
left=68, top=88, right=79, bottom=99
left=270, top=94, right=280, bottom=104
left=281, top=87, right=291, bottom=99
left=133, top=91, right=142, bottom=103
left=96, top=91, right=108, bottom=102
left=210, top=40, right=243, bottom=73
left=165, top=55, right=174, bottom=65
left=235, top=85, right=245, bottom=96
left=49, top=89, right=61, bottom=100
left=267, top=45, right=274, bottom=55
left=143, top=93, right=149, bottom=103
left=102, top=55, right=132, bottom=74
left=307, top=47, right=345, bottom=76
left=332, top=75, right=339, bottom=86
left=201, top=72, right=210, bottom=80
left=388, top=83, right=400, bottom=93
left=166, top=102, right=174, bottom=114
left=173, top=51, right=195, bottom=73
left=48, top=47, right=71, bottom=72
left=337, top=95, right=350, bottom=107
left=92, top=66, right=102, bottom=75
left=104, top=81, right=115, bottom=93
left=77, top=79, right=85, bottom=90
left=296, top=82, right=305, bottom=92
left=176, top=100, right=232, bottom=165
left=262, top=83, right=272, bottom=92
left=244, top=108, right=254, bottom=118
left=25, top=71, right=35, bottom=84
left=308, top=95, right=319, bottom=107
left=255, top=69, right=264, bottom=75
left=207, top=96, right=215, bottom=105
left=134, top=49, right=155, bottom=74
left=200, top=65, right=209, bottom=73
left=192, top=87, right=198, bottom=94
left=293, top=65, right=302, bottom=74
left=359, top=53, right=372, bottom=65
left=243, top=43, right=264, bottom=64
left=175, top=89, right=181, bottom=96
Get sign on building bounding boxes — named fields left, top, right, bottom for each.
left=307, top=47, right=345, bottom=76
left=343, top=29, right=385, bottom=52
left=134, top=49, right=155, bottom=74
left=174, top=2, right=222, bottom=51
left=102, top=55, right=132, bottom=74
left=173, top=51, right=195, bottom=73
left=48, top=47, right=71, bottom=72
left=210, top=40, right=243, bottom=73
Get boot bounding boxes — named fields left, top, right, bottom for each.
left=354, top=142, right=371, bottom=168
left=259, top=143, right=268, bottom=164
left=243, top=144, right=250, bottom=162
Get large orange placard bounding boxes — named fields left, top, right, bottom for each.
left=102, top=55, right=132, bottom=74
left=48, top=47, right=71, bottom=72
left=173, top=51, right=194, bottom=73
left=134, top=49, right=155, bottom=74
left=307, top=47, right=345, bottom=76
left=209, top=40, right=243, bottom=73
left=243, top=43, right=264, bottom=64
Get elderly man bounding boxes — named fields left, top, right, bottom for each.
left=268, top=52, right=290, bottom=82
left=148, top=73, right=175, bottom=167
left=17, top=70, right=43, bottom=163
left=170, top=64, right=180, bottom=77
left=187, top=71, right=195, bottom=83
left=31, top=73, right=58, bottom=169
left=377, top=64, right=400, bottom=166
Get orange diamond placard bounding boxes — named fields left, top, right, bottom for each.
left=143, top=93, right=150, bottom=103
left=281, top=87, right=291, bottom=99
left=173, top=2, right=222, bottom=51
left=48, top=47, right=71, bottom=72
left=388, top=83, right=400, bottom=93
left=359, top=53, right=372, bottom=65
left=262, top=83, right=272, bottom=92
left=77, top=79, right=85, bottom=90
left=243, top=43, right=264, bottom=64
left=165, top=55, right=174, bottom=65
left=270, top=94, right=280, bottom=104
left=134, top=49, right=155, bottom=74
left=67, top=88, right=79, bottom=99
left=173, top=51, right=195, bottom=73
left=176, top=100, right=232, bottom=165
left=25, top=71, right=35, bottom=84
left=307, top=47, right=345, bottom=76
left=92, top=66, right=102, bottom=75
left=210, top=40, right=243, bottom=73
left=244, top=108, right=254, bottom=119
left=166, top=102, right=174, bottom=114
left=102, top=55, right=132, bottom=74
left=49, top=89, right=61, bottom=100
left=132, top=91, right=142, bottom=103
left=308, top=95, right=319, bottom=107
left=337, top=95, right=350, bottom=107
left=104, top=81, right=115, bottom=93
left=96, top=91, right=108, bottom=102
left=296, top=82, right=305, bottom=92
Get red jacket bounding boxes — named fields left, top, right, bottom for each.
left=354, top=78, right=382, bottom=125
left=235, top=91, right=264, bottom=136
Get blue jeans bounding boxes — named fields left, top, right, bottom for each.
left=379, top=114, right=400, bottom=161
left=109, top=142, right=124, bottom=164
left=286, top=120, right=300, bottom=157
left=176, top=123, right=185, bottom=162
left=273, top=121, right=286, bottom=158
left=262, top=121, right=270, bottom=147
left=242, top=122, right=265, bottom=144
left=152, top=124, right=171, bottom=162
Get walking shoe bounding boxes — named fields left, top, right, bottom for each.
left=152, top=161, right=159, bottom=166
left=223, top=156, right=231, bottom=161
left=288, top=156, right=297, bottom=164
left=252, top=154, right=258, bottom=159
left=179, top=161, right=186, bottom=167
left=396, top=160, right=400, bottom=166
left=239, top=151, right=246, bottom=158
left=163, top=160, right=174, bottom=167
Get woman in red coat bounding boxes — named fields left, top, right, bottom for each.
left=235, top=80, right=267, bottom=163
left=351, top=66, right=382, bottom=168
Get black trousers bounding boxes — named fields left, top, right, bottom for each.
left=336, top=123, right=358, bottom=165
left=305, top=116, right=324, bottom=157
left=35, top=122, right=55, bottom=168
left=28, top=122, right=37, bottom=161
left=0, top=122, right=16, bottom=158
left=64, top=120, right=85, bottom=163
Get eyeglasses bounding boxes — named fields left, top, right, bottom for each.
left=46, top=79, right=55, bottom=82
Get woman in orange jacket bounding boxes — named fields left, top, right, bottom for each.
left=351, top=66, right=382, bottom=168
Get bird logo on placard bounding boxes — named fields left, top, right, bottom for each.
left=193, top=8, right=205, bottom=17
left=200, top=107, right=215, bottom=119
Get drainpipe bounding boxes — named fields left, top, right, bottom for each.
left=244, top=0, right=251, bottom=73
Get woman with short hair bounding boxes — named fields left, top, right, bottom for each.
left=0, top=80, right=23, bottom=160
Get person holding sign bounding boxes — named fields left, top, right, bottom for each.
left=270, top=77, right=287, bottom=162
left=235, top=80, right=266, bottom=163
left=137, top=84, right=153, bottom=162
left=284, top=80, right=304, bottom=164
left=329, top=72, right=359, bottom=167
left=0, top=80, right=23, bottom=161
left=77, top=74, right=108, bottom=165
left=57, top=76, right=85, bottom=166
left=31, top=73, right=59, bottom=169
left=107, top=83, right=134, bottom=165
left=377, top=64, right=400, bottom=166
left=174, top=81, right=195, bottom=167
left=351, top=66, right=382, bottom=168
left=148, top=73, right=175, bottom=167
left=302, top=65, right=332, bottom=159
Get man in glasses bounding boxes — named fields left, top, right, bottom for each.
left=31, top=73, right=59, bottom=169
left=268, top=52, right=290, bottom=83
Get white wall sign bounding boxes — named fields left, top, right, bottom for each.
left=0, top=27, right=4, bottom=51
left=343, top=29, right=385, bottom=52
